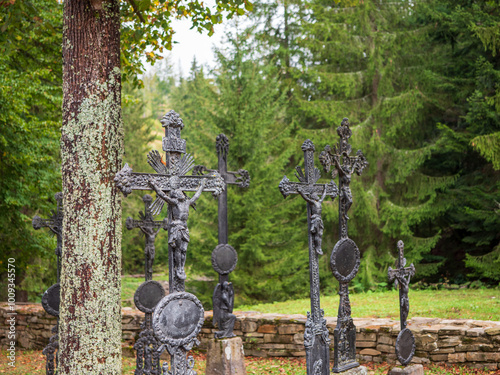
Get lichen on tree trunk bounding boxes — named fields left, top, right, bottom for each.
left=59, top=1, right=123, bottom=373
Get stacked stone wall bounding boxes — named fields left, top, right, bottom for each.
left=1, top=304, right=499, bottom=370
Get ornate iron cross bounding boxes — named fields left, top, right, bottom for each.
left=319, top=118, right=368, bottom=373
left=115, top=111, right=225, bottom=375
left=388, top=240, right=416, bottom=366
left=32, top=192, right=63, bottom=375
left=126, top=194, right=167, bottom=375
left=193, top=133, right=250, bottom=339
left=279, top=139, right=338, bottom=375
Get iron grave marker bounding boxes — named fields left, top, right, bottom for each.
left=115, top=111, right=225, bottom=374
left=32, top=192, right=63, bottom=375
left=388, top=240, right=416, bottom=366
left=279, top=139, right=338, bottom=375
left=319, top=118, right=368, bottom=373
left=193, top=133, right=249, bottom=339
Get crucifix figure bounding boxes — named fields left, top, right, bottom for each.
left=319, top=118, right=368, bottom=373
left=32, top=192, right=63, bottom=375
left=388, top=240, right=416, bottom=366
left=115, top=110, right=225, bottom=375
left=279, top=139, right=338, bottom=375
left=126, top=194, right=167, bottom=375
left=193, top=133, right=250, bottom=339
left=149, top=177, right=206, bottom=281
left=126, top=194, right=165, bottom=280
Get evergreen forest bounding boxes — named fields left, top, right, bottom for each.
left=1, top=0, right=499, bottom=308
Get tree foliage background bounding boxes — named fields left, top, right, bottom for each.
left=1, top=0, right=498, bottom=305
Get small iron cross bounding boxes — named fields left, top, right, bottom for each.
left=125, top=194, right=166, bottom=281
left=193, top=133, right=250, bottom=339
left=388, top=240, right=415, bottom=330
left=279, top=139, right=337, bottom=375
left=319, top=118, right=368, bottom=239
left=32, top=192, right=63, bottom=283
left=32, top=192, right=63, bottom=375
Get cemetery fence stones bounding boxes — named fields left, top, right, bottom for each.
left=279, top=139, right=338, bottom=375
left=193, top=133, right=250, bottom=339
left=114, top=110, right=225, bottom=374
left=319, top=118, right=368, bottom=373
left=388, top=240, right=416, bottom=366
left=32, top=192, right=63, bottom=375
left=125, top=194, right=167, bottom=374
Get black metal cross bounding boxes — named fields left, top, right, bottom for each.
left=115, top=110, right=225, bottom=375
left=319, top=118, right=368, bottom=373
left=193, top=133, right=250, bottom=339
left=126, top=194, right=167, bottom=375
left=388, top=241, right=415, bottom=330
left=32, top=192, right=63, bottom=375
left=125, top=194, right=166, bottom=281
left=279, top=139, right=337, bottom=375
left=388, top=240, right=416, bottom=366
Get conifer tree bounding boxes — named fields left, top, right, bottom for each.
left=168, top=30, right=313, bottom=304
left=293, top=0, right=457, bottom=287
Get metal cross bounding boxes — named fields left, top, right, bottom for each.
left=126, top=194, right=167, bottom=375
left=193, top=133, right=250, bottom=339
left=125, top=194, right=166, bottom=281
left=279, top=139, right=337, bottom=375
left=388, top=240, right=416, bottom=366
left=32, top=192, right=63, bottom=283
left=115, top=110, right=225, bottom=375
left=319, top=118, right=368, bottom=373
left=388, top=240, right=415, bottom=331
left=32, top=192, right=63, bottom=375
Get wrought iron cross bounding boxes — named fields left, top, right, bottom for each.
left=126, top=194, right=167, bottom=375
left=125, top=194, right=166, bottom=281
left=388, top=241, right=415, bottom=330
left=279, top=139, right=337, bottom=375
left=33, top=192, right=63, bottom=283
left=193, top=133, right=250, bottom=339
left=115, top=110, right=225, bottom=375
left=319, top=118, right=368, bottom=373
left=388, top=240, right=416, bottom=366
left=32, top=192, right=63, bottom=375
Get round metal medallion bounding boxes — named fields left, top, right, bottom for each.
left=153, top=292, right=204, bottom=347
left=211, top=244, right=238, bottom=275
left=134, top=280, right=165, bottom=313
left=395, top=328, right=415, bottom=366
left=42, top=283, right=60, bottom=317
left=330, top=238, right=360, bottom=283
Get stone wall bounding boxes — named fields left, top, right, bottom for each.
left=1, top=304, right=499, bottom=370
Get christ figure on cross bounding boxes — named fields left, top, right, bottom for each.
left=148, top=176, right=207, bottom=280
left=297, top=185, right=328, bottom=255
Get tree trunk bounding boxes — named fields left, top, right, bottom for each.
left=59, top=1, right=123, bottom=373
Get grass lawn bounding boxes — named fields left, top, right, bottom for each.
left=0, top=350, right=494, bottom=374
left=237, top=289, right=500, bottom=321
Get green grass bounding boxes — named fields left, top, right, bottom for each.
left=237, top=289, right=500, bottom=321
left=1, top=351, right=493, bottom=374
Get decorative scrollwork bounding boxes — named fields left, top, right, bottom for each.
left=216, top=133, right=229, bottom=158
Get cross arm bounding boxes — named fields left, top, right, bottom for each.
left=125, top=217, right=165, bottom=231
left=193, top=165, right=250, bottom=188
left=279, top=176, right=338, bottom=199
left=115, top=164, right=225, bottom=197
left=32, top=216, right=55, bottom=230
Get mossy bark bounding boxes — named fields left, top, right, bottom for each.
left=59, top=1, right=123, bottom=373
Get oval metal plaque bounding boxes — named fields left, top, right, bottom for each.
left=330, top=238, right=360, bottom=283
left=134, top=280, right=165, bottom=314
left=395, top=328, right=415, bottom=365
left=211, top=244, right=238, bottom=275
left=42, top=283, right=60, bottom=317
left=153, top=292, right=204, bottom=347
